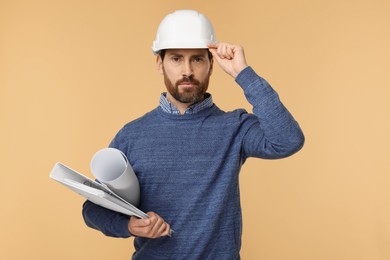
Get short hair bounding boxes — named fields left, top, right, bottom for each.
left=159, top=49, right=213, bottom=61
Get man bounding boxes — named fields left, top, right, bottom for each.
left=82, top=10, right=304, bottom=259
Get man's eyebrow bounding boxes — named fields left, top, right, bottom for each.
left=167, top=52, right=183, bottom=57
left=167, top=52, right=207, bottom=58
left=191, top=54, right=206, bottom=58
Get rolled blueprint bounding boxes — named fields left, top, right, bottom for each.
left=90, top=148, right=140, bottom=206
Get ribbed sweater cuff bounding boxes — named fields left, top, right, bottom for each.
left=235, top=66, right=260, bottom=90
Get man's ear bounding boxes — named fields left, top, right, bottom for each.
left=209, top=58, right=214, bottom=76
left=156, top=55, right=163, bottom=75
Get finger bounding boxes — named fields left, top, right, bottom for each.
left=220, top=43, right=235, bottom=60
left=217, top=43, right=227, bottom=59
left=209, top=42, right=227, bottom=59
left=157, top=221, right=172, bottom=238
left=150, top=216, right=164, bottom=236
left=226, top=45, right=234, bottom=59
left=162, top=223, right=171, bottom=237
left=216, top=43, right=233, bottom=60
left=222, top=44, right=233, bottom=60
left=156, top=221, right=168, bottom=236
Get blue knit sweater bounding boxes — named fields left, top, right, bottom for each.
left=82, top=67, right=304, bottom=259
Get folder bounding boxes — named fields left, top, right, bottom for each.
left=50, top=162, right=148, bottom=219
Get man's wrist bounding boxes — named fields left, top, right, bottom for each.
left=235, top=66, right=253, bottom=83
left=233, top=65, right=249, bottom=79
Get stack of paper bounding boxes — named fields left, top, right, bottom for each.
left=50, top=162, right=148, bottom=218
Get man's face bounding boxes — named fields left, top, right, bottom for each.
left=157, top=49, right=213, bottom=104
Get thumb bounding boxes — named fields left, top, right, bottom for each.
left=131, top=216, right=151, bottom=227
left=208, top=47, right=223, bottom=63
left=208, top=46, right=217, bottom=56
left=207, top=43, right=219, bottom=50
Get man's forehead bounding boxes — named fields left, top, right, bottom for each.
left=165, top=49, right=209, bottom=56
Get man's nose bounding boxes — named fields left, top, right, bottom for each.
left=182, top=60, right=193, bottom=77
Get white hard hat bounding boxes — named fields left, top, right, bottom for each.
left=152, top=10, right=217, bottom=54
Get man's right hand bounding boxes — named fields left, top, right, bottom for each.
left=128, top=212, right=171, bottom=239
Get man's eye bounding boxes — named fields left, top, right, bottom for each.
left=193, top=57, right=204, bottom=62
left=171, top=57, right=181, bottom=62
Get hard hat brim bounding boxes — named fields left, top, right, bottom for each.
left=152, top=40, right=217, bottom=55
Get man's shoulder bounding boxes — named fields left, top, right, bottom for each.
left=214, top=107, right=250, bottom=120
left=204, top=106, right=257, bottom=128
left=120, top=107, right=160, bottom=131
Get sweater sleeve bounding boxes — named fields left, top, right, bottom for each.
left=82, top=200, right=131, bottom=238
left=236, top=66, right=305, bottom=159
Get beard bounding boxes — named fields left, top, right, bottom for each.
left=163, top=68, right=210, bottom=104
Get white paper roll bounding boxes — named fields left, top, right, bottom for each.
left=90, top=148, right=140, bottom=206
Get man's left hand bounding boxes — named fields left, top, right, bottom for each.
left=208, top=42, right=248, bottom=78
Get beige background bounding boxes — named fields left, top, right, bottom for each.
left=1, top=0, right=389, bottom=259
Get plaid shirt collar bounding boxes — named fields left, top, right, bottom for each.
left=159, top=92, right=213, bottom=115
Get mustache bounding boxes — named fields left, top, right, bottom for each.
left=176, top=76, right=200, bottom=86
